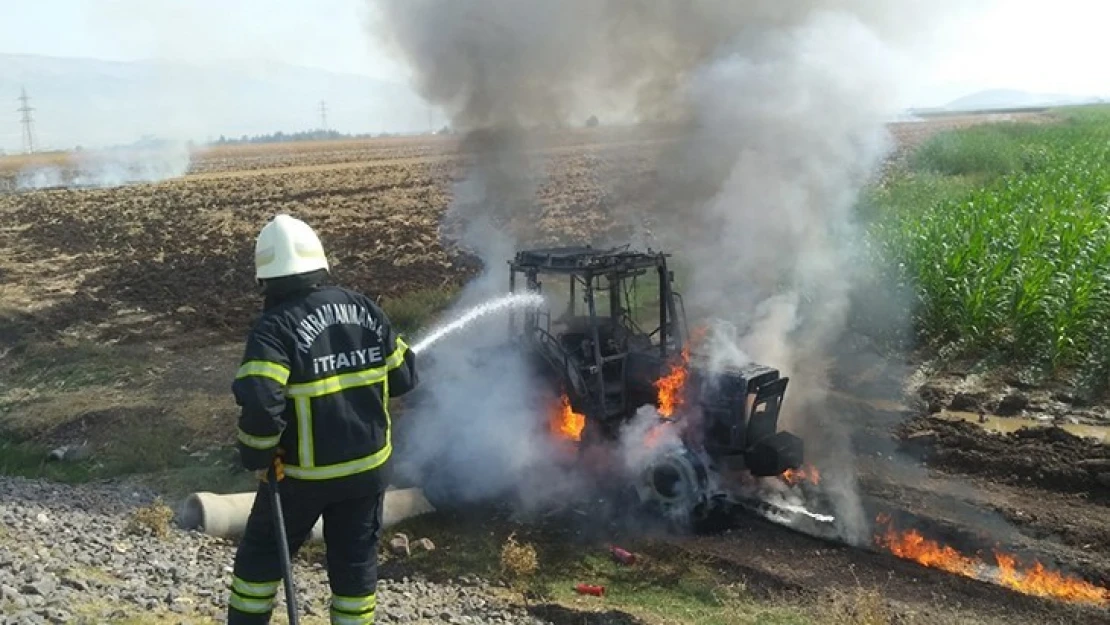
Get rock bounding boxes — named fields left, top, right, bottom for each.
left=415, top=538, right=436, bottom=552
left=902, top=430, right=937, bottom=447
left=1096, top=473, right=1110, bottom=489
left=916, top=382, right=949, bottom=414
left=995, top=393, right=1029, bottom=416
left=1077, top=459, right=1110, bottom=473
left=22, top=575, right=57, bottom=598
left=43, top=607, right=70, bottom=624
left=63, top=444, right=92, bottom=462
left=948, top=392, right=985, bottom=412
left=0, top=475, right=547, bottom=625
left=61, top=577, right=88, bottom=592
left=390, top=533, right=411, bottom=557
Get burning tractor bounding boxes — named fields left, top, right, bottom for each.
left=507, top=246, right=817, bottom=528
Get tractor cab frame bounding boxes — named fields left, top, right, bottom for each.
left=507, top=245, right=803, bottom=479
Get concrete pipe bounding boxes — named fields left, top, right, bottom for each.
left=178, top=487, right=436, bottom=541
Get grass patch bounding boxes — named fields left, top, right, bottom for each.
left=379, top=285, right=461, bottom=337
left=125, top=498, right=176, bottom=538
left=0, top=340, right=140, bottom=411
left=908, top=122, right=1048, bottom=178
left=0, top=433, right=253, bottom=497
left=377, top=509, right=816, bottom=625
left=541, top=552, right=809, bottom=625
left=0, top=437, right=96, bottom=482
left=865, top=105, right=1110, bottom=384
left=0, top=336, right=251, bottom=494
left=376, top=509, right=989, bottom=625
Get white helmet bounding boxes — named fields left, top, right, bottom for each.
left=254, top=214, right=330, bottom=281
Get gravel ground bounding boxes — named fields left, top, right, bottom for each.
left=0, top=476, right=551, bottom=624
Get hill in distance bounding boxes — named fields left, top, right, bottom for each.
left=0, top=53, right=436, bottom=152
left=943, top=88, right=1105, bottom=111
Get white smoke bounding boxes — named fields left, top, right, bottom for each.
left=371, top=0, right=990, bottom=530
left=617, top=406, right=686, bottom=478
left=16, top=140, right=194, bottom=190
left=666, top=11, right=905, bottom=541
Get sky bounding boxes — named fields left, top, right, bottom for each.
left=0, top=0, right=410, bottom=81
left=1, top=0, right=1107, bottom=101
left=0, top=0, right=1105, bottom=150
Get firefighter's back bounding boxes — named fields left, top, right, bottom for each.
left=227, top=214, right=416, bottom=625
left=267, top=284, right=413, bottom=482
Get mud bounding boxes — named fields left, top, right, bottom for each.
left=937, top=410, right=1110, bottom=443
left=895, top=414, right=1110, bottom=497
left=675, top=514, right=1106, bottom=625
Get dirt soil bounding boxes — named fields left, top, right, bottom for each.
left=895, top=415, right=1110, bottom=497
left=661, top=384, right=1110, bottom=624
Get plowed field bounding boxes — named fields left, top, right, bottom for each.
left=0, top=131, right=676, bottom=343
left=0, top=116, right=1038, bottom=343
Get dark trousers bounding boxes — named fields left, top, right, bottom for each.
left=226, top=468, right=388, bottom=624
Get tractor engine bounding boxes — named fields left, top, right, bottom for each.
left=691, top=361, right=804, bottom=478
left=624, top=352, right=806, bottom=522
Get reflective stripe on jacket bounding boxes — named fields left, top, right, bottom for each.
left=231, top=285, right=417, bottom=479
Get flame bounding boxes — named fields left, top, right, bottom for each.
left=654, top=345, right=691, bottom=418
left=653, top=326, right=709, bottom=418
left=781, top=464, right=821, bottom=486
left=550, top=393, right=586, bottom=442
left=995, top=551, right=1110, bottom=605
left=874, top=515, right=1109, bottom=606
left=874, top=514, right=979, bottom=577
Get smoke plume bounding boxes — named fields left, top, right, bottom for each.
left=15, top=140, right=194, bottom=190
left=371, top=0, right=982, bottom=534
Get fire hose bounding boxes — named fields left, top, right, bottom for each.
left=264, top=457, right=300, bottom=625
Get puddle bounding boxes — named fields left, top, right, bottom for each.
left=939, top=410, right=1110, bottom=444
left=828, top=391, right=1110, bottom=444
left=828, top=390, right=909, bottom=414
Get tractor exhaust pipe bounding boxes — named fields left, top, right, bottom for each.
left=177, top=487, right=436, bottom=540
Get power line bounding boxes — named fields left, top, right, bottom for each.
left=319, top=100, right=328, bottom=131
left=17, top=86, right=35, bottom=154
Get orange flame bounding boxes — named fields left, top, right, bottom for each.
left=550, top=394, right=586, bottom=442
left=781, top=464, right=821, bottom=486
left=654, top=345, right=691, bottom=418
left=874, top=515, right=1108, bottom=606
left=995, top=551, right=1110, bottom=605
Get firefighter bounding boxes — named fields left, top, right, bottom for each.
left=226, top=213, right=417, bottom=624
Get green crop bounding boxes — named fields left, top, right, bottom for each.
left=866, top=107, right=1110, bottom=376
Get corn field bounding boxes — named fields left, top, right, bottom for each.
left=868, top=107, right=1110, bottom=373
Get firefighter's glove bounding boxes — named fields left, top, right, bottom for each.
left=256, top=449, right=285, bottom=483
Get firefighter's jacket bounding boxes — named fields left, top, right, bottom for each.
left=231, top=285, right=417, bottom=479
